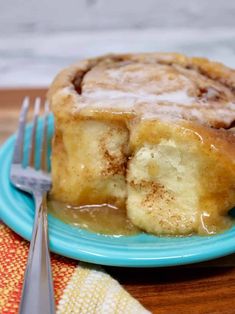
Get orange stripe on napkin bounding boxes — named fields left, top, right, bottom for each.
left=0, top=223, right=77, bottom=313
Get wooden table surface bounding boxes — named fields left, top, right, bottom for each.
left=1, top=88, right=235, bottom=314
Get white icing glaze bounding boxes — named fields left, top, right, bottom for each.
left=71, top=60, right=235, bottom=127
left=77, top=88, right=235, bottom=126
left=83, top=89, right=195, bottom=105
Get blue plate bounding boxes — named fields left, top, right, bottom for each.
left=1, top=116, right=235, bottom=267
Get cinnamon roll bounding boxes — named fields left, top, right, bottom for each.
left=48, top=53, right=235, bottom=235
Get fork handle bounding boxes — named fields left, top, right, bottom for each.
left=19, top=192, right=55, bottom=314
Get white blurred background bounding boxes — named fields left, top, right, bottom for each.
left=0, top=0, right=235, bottom=87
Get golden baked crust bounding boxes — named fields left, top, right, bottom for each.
left=48, top=52, right=235, bottom=235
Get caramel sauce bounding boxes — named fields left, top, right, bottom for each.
left=48, top=199, right=141, bottom=236
left=198, top=212, right=233, bottom=235
left=48, top=198, right=234, bottom=236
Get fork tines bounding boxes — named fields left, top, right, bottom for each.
left=12, top=97, right=50, bottom=173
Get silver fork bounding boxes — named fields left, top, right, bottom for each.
left=10, top=97, right=55, bottom=314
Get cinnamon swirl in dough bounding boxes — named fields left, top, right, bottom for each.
left=48, top=53, right=235, bottom=235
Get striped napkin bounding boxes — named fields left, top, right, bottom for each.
left=0, top=223, right=150, bottom=314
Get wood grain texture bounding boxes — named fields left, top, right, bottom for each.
left=107, top=266, right=235, bottom=314
left=1, top=88, right=235, bottom=314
